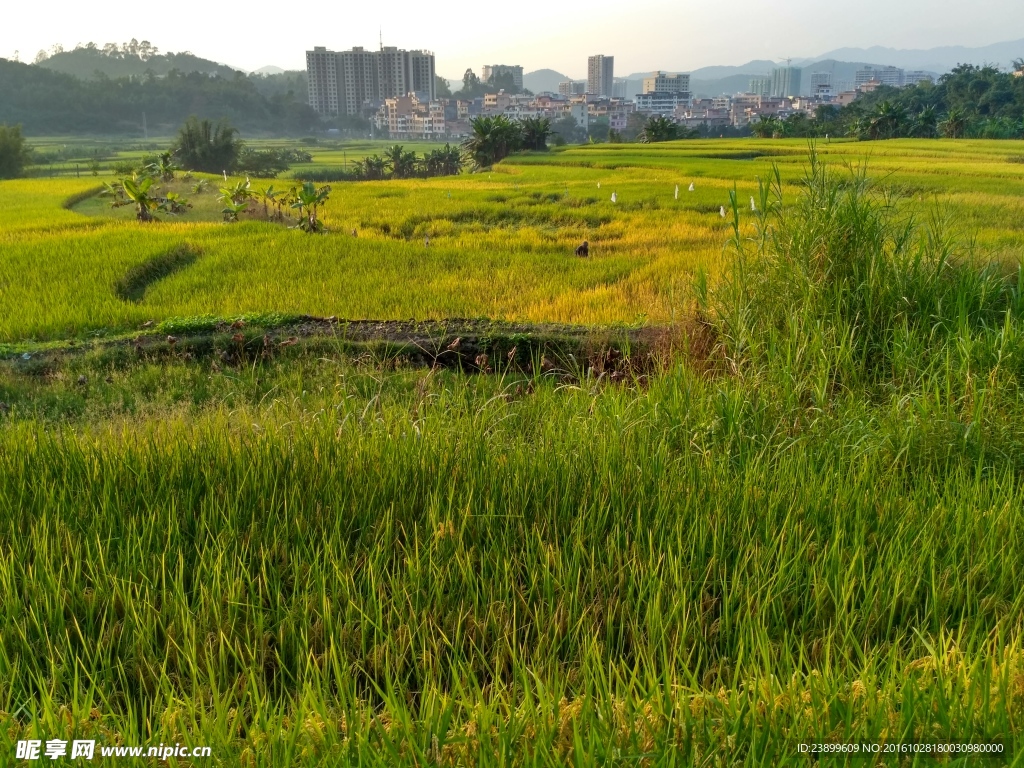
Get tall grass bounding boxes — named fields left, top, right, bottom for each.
left=712, top=151, right=1023, bottom=380
left=699, top=151, right=1024, bottom=478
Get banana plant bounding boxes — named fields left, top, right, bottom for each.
left=289, top=182, right=331, bottom=233
left=146, top=151, right=178, bottom=182
left=106, top=175, right=159, bottom=221
left=100, top=181, right=126, bottom=203
left=218, top=179, right=254, bottom=222
left=219, top=179, right=253, bottom=205
left=160, top=192, right=191, bottom=215
left=258, top=186, right=281, bottom=221
left=221, top=199, right=248, bottom=223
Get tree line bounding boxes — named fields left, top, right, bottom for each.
left=0, top=57, right=319, bottom=135
left=753, top=62, right=1024, bottom=140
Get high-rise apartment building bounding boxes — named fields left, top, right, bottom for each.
left=306, top=47, right=340, bottom=115
left=587, top=55, right=614, bottom=97
left=559, top=81, right=587, bottom=97
left=749, top=76, right=771, bottom=97
left=771, top=66, right=802, bottom=98
left=306, top=45, right=436, bottom=116
left=337, top=47, right=379, bottom=116
left=481, top=64, right=524, bottom=91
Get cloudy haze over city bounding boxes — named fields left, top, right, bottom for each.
left=3, top=0, right=1024, bottom=76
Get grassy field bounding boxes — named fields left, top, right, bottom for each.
left=23, top=137, right=450, bottom=180
left=5, top=139, right=1024, bottom=344
left=2, top=138, right=1024, bottom=765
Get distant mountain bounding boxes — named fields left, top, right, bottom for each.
left=37, top=47, right=239, bottom=80
left=626, top=56, right=940, bottom=98
left=524, top=69, right=571, bottom=94
left=690, top=74, right=766, bottom=98
left=687, top=60, right=943, bottom=98
left=617, top=41, right=1024, bottom=97
left=809, top=39, right=1024, bottom=74
left=252, top=65, right=285, bottom=76
left=248, top=70, right=308, bottom=100
left=625, top=61, right=775, bottom=82
left=622, top=61, right=776, bottom=99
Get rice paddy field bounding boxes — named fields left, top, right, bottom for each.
left=3, top=138, right=1024, bottom=765
left=22, top=137, right=448, bottom=181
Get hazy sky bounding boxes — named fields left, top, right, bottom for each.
left=3, top=0, right=1023, bottom=77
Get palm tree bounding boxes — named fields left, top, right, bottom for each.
left=751, top=115, right=782, bottom=139
left=519, top=117, right=552, bottom=151
left=868, top=101, right=908, bottom=140
left=384, top=145, right=418, bottom=179
left=638, top=115, right=680, bottom=143
left=461, top=115, right=523, bottom=169
left=172, top=117, right=242, bottom=174
left=358, top=154, right=387, bottom=180
left=421, top=150, right=441, bottom=177
left=910, top=106, right=939, bottom=138
left=219, top=179, right=253, bottom=205
left=439, top=143, right=463, bottom=176
left=940, top=107, right=970, bottom=139
left=847, top=115, right=871, bottom=140
left=420, top=144, right=464, bottom=177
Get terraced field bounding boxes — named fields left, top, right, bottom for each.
left=5, top=139, right=1024, bottom=346
left=2, top=138, right=1024, bottom=765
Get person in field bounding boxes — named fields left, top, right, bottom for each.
left=575, top=241, right=589, bottom=257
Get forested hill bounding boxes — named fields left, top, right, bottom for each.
left=36, top=43, right=238, bottom=80
left=0, top=58, right=318, bottom=135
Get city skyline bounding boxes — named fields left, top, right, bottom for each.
left=3, top=0, right=1023, bottom=77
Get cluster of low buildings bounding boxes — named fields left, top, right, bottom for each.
left=306, top=45, right=939, bottom=139
left=375, top=90, right=637, bottom=140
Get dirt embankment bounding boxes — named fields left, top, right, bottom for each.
left=6, top=316, right=712, bottom=381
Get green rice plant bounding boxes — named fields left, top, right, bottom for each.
left=113, top=243, right=201, bottom=302
left=0, top=349, right=1023, bottom=763
left=706, top=148, right=1024, bottom=402
left=5, top=139, right=1024, bottom=344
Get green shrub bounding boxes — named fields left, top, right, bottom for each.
left=291, top=167, right=357, bottom=183
left=0, top=123, right=31, bottom=179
